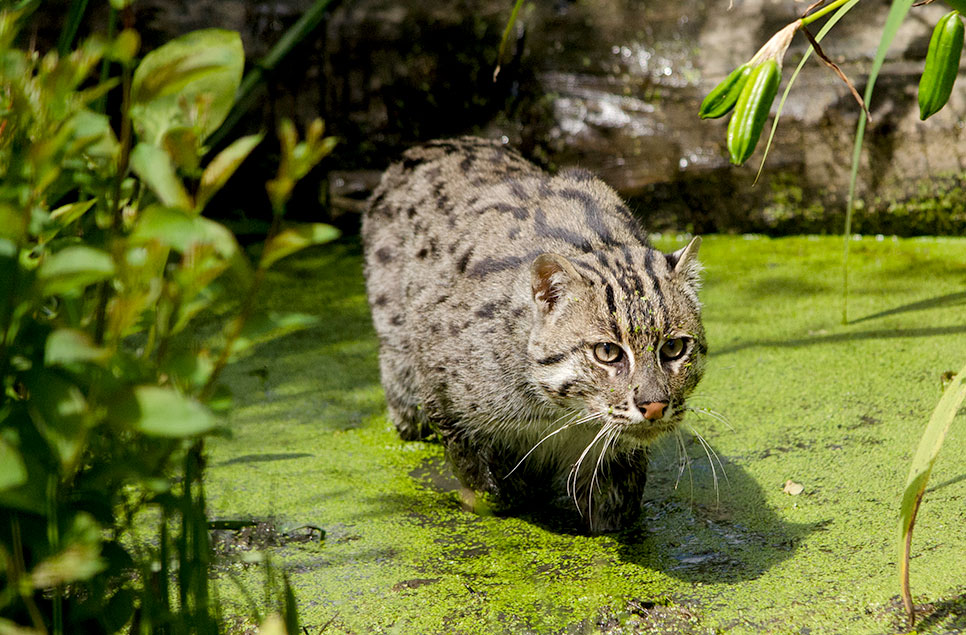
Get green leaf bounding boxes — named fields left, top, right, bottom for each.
left=31, top=542, right=106, bottom=588
left=109, top=385, right=215, bottom=438
left=0, top=434, right=28, bottom=492
left=230, top=311, right=321, bottom=357
left=132, top=205, right=240, bottom=259
left=26, top=371, right=92, bottom=469
left=50, top=199, right=97, bottom=226
left=107, top=28, right=140, bottom=65
left=0, top=418, right=48, bottom=514
left=67, top=109, right=120, bottom=162
left=196, top=133, right=263, bottom=211
left=129, top=142, right=192, bottom=210
left=130, top=29, right=244, bottom=145
left=45, top=328, right=110, bottom=367
left=260, top=223, right=340, bottom=269
left=898, top=360, right=966, bottom=623
left=37, top=245, right=115, bottom=296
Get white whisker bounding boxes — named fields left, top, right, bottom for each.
left=503, top=411, right=582, bottom=479
left=687, top=425, right=730, bottom=503
left=686, top=405, right=734, bottom=432
left=568, top=422, right=612, bottom=514
left=587, top=426, right=620, bottom=525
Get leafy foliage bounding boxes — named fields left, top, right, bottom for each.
left=0, top=8, right=337, bottom=633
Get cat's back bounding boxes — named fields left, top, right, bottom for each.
left=363, top=137, right=652, bottom=287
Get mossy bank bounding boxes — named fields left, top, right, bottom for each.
left=205, top=235, right=966, bottom=633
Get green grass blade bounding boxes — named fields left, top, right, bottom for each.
left=842, top=0, right=915, bottom=324
left=494, top=0, right=526, bottom=81
left=57, top=0, right=90, bottom=56
left=755, top=0, right=859, bottom=183
left=899, top=361, right=966, bottom=626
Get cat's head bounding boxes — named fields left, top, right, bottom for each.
left=527, top=237, right=706, bottom=443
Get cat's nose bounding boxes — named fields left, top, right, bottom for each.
left=639, top=401, right=668, bottom=421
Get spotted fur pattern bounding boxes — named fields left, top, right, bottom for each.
left=363, top=137, right=706, bottom=532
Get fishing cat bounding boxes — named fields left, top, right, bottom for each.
left=362, top=137, right=706, bottom=532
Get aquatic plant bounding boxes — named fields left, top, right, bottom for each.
left=696, top=0, right=966, bottom=626
left=0, top=4, right=336, bottom=632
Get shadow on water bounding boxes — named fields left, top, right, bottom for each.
left=713, top=287, right=966, bottom=357
left=407, top=433, right=815, bottom=585
left=715, top=325, right=966, bottom=357
left=613, top=437, right=817, bottom=584
left=848, top=290, right=966, bottom=325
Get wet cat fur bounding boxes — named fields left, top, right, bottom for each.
left=363, top=137, right=706, bottom=532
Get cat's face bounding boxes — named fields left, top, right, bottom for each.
left=527, top=240, right=705, bottom=443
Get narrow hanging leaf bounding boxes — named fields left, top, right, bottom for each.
left=843, top=0, right=916, bottom=325
left=756, top=0, right=861, bottom=182
left=918, top=10, right=964, bottom=120
left=699, top=64, right=752, bottom=119
left=727, top=59, right=781, bottom=165
left=898, top=361, right=966, bottom=626
left=260, top=223, right=341, bottom=269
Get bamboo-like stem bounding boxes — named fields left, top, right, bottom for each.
left=802, top=0, right=857, bottom=26
left=207, top=0, right=339, bottom=148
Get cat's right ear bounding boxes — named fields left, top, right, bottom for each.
left=531, top=253, right=579, bottom=315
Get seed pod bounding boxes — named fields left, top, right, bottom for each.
left=919, top=11, right=964, bottom=120
left=726, top=59, right=781, bottom=166
left=699, top=64, right=752, bottom=119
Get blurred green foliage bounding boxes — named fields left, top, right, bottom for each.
left=0, top=6, right=337, bottom=633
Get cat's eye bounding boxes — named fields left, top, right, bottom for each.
left=593, top=342, right=623, bottom=363
left=659, top=338, right=687, bottom=361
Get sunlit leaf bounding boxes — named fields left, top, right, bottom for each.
left=67, top=109, right=119, bottom=163
left=196, top=133, right=263, bottom=211
left=50, top=199, right=97, bottom=226
left=161, top=126, right=202, bottom=175
left=899, top=361, right=966, bottom=624
left=109, top=385, right=215, bottom=437
left=0, top=434, right=28, bottom=492
left=132, top=205, right=242, bottom=259
left=129, top=142, right=192, bottom=210
left=31, top=542, right=106, bottom=588
left=0, top=421, right=47, bottom=514
left=260, top=223, right=340, bottom=269
left=45, top=328, right=110, bottom=366
left=130, top=29, right=244, bottom=145
left=108, top=28, right=139, bottom=65
left=37, top=245, right=115, bottom=296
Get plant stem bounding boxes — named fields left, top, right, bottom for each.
left=802, top=0, right=857, bottom=26
left=94, top=18, right=134, bottom=345
left=207, top=0, right=339, bottom=149
left=57, top=0, right=90, bottom=56
left=206, top=0, right=337, bottom=148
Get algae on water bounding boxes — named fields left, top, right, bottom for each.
left=206, top=236, right=966, bottom=633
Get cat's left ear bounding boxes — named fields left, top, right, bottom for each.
left=665, top=236, right=702, bottom=286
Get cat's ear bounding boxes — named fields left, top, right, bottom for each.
left=665, top=236, right=702, bottom=285
left=531, top=253, right=579, bottom=314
